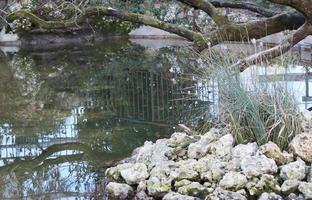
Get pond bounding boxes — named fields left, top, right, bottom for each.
left=0, top=37, right=311, bottom=199
left=0, top=38, right=214, bottom=199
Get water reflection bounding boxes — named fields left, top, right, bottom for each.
left=0, top=39, right=213, bottom=199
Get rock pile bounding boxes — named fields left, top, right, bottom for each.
left=104, top=129, right=312, bottom=200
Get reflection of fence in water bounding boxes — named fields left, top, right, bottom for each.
left=0, top=71, right=218, bottom=160
left=83, top=70, right=217, bottom=123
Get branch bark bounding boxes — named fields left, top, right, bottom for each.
left=177, top=0, right=231, bottom=25
left=7, top=7, right=203, bottom=42
left=210, top=0, right=278, bottom=17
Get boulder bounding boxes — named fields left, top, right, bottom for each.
left=219, top=172, right=248, bottom=191
left=228, top=143, right=258, bottom=171
left=134, top=191, right=154, bottom=200
left=131, top=139, right=174, bottom=170
left=106, top=163, right=135, bottom=182
left=146, top=165, right=173, bottom=197
left=106, top=182, right=133, bottom=200
left=289, top=133, right=312, bottom=162
left=163, top=192, right=200, bottom=200
left=187, top=129, right=221, bottom=159
left=208, top=134, right=234, bottom=160
left=195, top=155, right=226, bottom=182
left=257, top=192, right=283, bottom=200
left=281, top=180, right=300, bottom=195
left=206, top=188, right=247, bottom=200
left=298, top=182, right=312, bottom=199
left=280, top=159, right=306, bottom=181
left=241, top=155, right=278, bottom=177
left=246, top=174, right=281, bottom=196
left=170, top=159, right=199, bottom=181
left=177, top=182, right=210, bottom=198
left=120, top=163, right=149, bottom=185
left=232, top=142, right=258, bottom=158
left=260, top=142, right=287, bottom=165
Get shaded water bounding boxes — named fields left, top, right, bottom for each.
left=0, top=38, right=214, bottom=199
left=0, top=37, right=311, bottom=199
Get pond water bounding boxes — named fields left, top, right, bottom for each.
left=0, top=37, right=311, bottom=199
left=0, top=38, right=214, bottom=199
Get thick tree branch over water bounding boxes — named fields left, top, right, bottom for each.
left=4, top=0, right=312, bottom=68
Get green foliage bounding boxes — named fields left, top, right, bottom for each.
left=195, top=49, right=302, bottom=150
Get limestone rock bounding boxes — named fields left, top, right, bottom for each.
left=219, top=172, right=248, bottom=191
left=289, top=133, right=312, bottom=162
left=298, top=182, right=312, bottom=199
left=195, top=156, right=226, bottom=182
left=241, top=155, right=278, bottom=177
left=228, top=143, right=259, bottom=171
left=163, top=192, right=200, bottom=200
left=131, top=139, right=174, bottom=170
left=177, top=182, right=209, bottom=198
left=134, top=191, right=154, bottom=200
left=260, top=142, right=287, bottom=165
left=280, top=159, right=306, bottom=181
left=120, top=163, right=149, bottom=185
left=281, top=180, right=300, bottom=195
left=246, top=175, right=281, bottom=196
left=232, top=142, right=258, bottom=159
left=208, top=134, right=234, bottom=160
left=105, top=163, right=134, bottom=182
left=169, top=132, right=195, bottom=147
left=258, top=192, right=283, bottom=200
left=206, top=188, right=247, bottom=200
left=106, top=182, right=133, bottom=200
left=146, top=165, right=172, bottom=197
left=170, top=160, right=199, bottom=181
left=187, top=129, right=220, bottom=159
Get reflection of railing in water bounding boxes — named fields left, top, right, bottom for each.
left=82, top=70, right=216, bottom=123
left=0, top=70, right=218, bottom=160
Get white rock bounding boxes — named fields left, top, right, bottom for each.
left=163, top=192, right=199, bottom=200
left=187, top=129, right=220, bottom=159
left=120, top=163, right=149, bottom=185
left=206, top=188, right=247, bottom=200
left=208, top=134, right=234, bottom=159
left=258, top=192, right=283, bottom=200
left=280, top=159, right=306, bottom=181
left=232, top=142, right=258, bottom=158
left=195, top=156, right=226, bottom=182
left=106, top=182, right=133, bottom=200
left=299, top=182, right=312, bottom=199
left=281, top=180, right=300, bottom=194
left=219, top=172, right=248, bottom=190
left=241, top=155, right=278, bottom=177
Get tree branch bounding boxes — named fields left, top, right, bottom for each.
left=177, top=0, right=231, bottom=26
left=7, top=7, right=203, bottom=42
left=237, top=22, right=312, bottom=72
left=210, top=0, right=279, bottom=17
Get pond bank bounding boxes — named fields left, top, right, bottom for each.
left=104, top=115, right=312, bottom=200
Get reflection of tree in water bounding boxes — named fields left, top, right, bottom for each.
left=0, top=40, right=215, bottom=198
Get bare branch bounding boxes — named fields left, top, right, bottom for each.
left=237, top=22, right=312, bottom=72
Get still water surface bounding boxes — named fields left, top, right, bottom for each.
left=0, top=38, right=213, bottom=199
left=0, top=37, right=311, bottom=199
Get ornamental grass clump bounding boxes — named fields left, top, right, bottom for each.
left=195, top=47, right=302, bottom=150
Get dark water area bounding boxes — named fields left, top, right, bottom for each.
left=0, top=38, right=213, bottom=199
